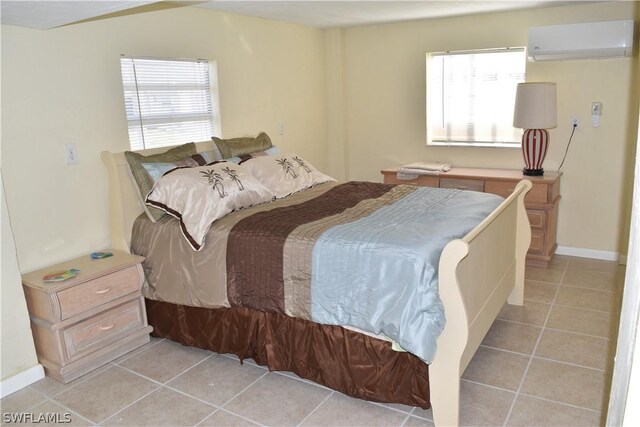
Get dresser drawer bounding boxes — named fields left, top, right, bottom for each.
left=384, top=174, right=439, bottom=187
left=62, top=299, right=145, bottom=361
left=527, top=209, right=546, bottom=230
left=440, top=178, right=484, bottom=192
left=485, top=180, right=549, bottom=204
left=529, top=230, right=546, bottom=254
left=57, top=266, right=141, bottom=320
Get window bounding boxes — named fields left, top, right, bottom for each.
left=426, top=48, right=525, bottom=147
left=120, top=57, right=221, bottom=151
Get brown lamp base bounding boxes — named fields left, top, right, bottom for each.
left=523, top=168, right=544, bottom=176
left=522, top=129, right=549, bottom=176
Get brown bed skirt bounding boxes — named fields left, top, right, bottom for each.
left=145, top=299, right=431, bottom=409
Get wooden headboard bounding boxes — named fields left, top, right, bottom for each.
left=101, top=141, right=215, bottom=253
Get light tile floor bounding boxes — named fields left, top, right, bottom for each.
left=1, top=256, right=624, bottom=426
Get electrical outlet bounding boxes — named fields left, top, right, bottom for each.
left=65, top=143, right=79, bottom=165
left=571, top=118, right=579, bottom=127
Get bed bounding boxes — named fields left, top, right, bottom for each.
left=102, top=141, right=531, bottom=426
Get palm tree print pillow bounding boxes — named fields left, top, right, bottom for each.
left=242, top=153, right=335, bottom=199
left=145, top=162, right=275, bottom=250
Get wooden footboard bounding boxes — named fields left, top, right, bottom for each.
left=429, top=180, right=531, bottom=426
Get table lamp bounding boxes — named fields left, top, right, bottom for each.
left=513, top=82, right=557, bottom=176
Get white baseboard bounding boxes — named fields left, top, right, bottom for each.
left=0, top=364, right=45, bottom=398
left=556, top=245, right=620, bottom=262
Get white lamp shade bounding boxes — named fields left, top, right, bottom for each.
left=513, top=82, right=557, bottom=129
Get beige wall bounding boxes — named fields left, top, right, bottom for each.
left=1, top=172, right=40, bottom=381
left=619, top=2, right=640, bottom=261
left=1, top=7, right=327, bottom=272
left=334, top=1, right=638, bottom=254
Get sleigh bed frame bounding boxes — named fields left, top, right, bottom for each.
left=102, top=142, right=531, bottom=426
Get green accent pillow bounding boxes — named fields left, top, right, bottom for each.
left=212, top=132, right=272, bottom=159
left=124, top=143, right=198, bottom=222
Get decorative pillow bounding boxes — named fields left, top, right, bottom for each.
left=124, top=143, right=198, bottom=222
left=145, top=162, right=275, bottom=250
left=242, top=153, right=335, bottom=199
left=212, top=132, right=273, bottom=159
left=141, top=155, right=206, bottom=182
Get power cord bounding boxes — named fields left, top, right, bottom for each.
left=558, top=123, right=577, bottom=172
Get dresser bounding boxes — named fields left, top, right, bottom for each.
left=22, top=250, right=153, bottom=383
left=381, top=167, right=561, bottom=268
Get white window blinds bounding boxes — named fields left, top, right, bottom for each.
left=120, top=57, right=220, bottom=151
left=427, top=48, right=525, bottom=147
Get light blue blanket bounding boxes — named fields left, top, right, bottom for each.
left=310, top=187, right=503, bottom=363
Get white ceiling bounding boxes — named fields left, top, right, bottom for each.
left=196, top=1, right=587, bottom=29
left=1, top=0, right=596, bottom=30
left=0, top=1, right=158, bottom=30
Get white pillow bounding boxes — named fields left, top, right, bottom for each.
left=145, top=162, right=275, bottom=250
left=242, top=153, right=335, bottom=199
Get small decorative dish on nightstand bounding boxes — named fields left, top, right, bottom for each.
left=21, top=250, right=152, bottom=383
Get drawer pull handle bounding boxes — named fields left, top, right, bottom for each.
left=94, top=288, right=111, bottom=295
left=99, top=324, right=115, bottom=331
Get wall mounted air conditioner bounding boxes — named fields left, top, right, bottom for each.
left=528, top=20, right=634, bottom=61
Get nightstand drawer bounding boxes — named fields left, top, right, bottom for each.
left=57, top=266, right=140, bottom=320
left=440, top=178, right=484, bottom=192
left=62, top=299, right=145, bottom=361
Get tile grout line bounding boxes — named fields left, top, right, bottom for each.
left=6, top=387, right=49, bottom=414
left=209, top=408, right=267, bottom=427
left=543, top=325, right=612, bottom=340
left=110, top=337, right=166, bottom=365
left=28, top=364, right=116, bottom=400
left=96, top=353, right=215, bottom=425
left=516, top=391, right=604, bottom=414
left=295, top=391, right=334, bottom=427
left=97, top=383, right=163, bottom=425
left=272, top=371, right=335, bottom=392
left=552, top=301, right=618, bottom=315
left=407, top=407, right=433, bottom=422
left=461, top=377, right=605, bottom=414
left=26, top=339, right=167, bottom=402
left=368, top=401, right=416, bottom=416
left=478, top=344, right=607, bottom=372
left=528, top=355, right=607, bottom=373
left=216, top=370, right=270, bottom=410
left=553, top=283, right=621, bottom=294
left=194, top=408, right=222, bottom=427
left=35, top=397, right=98, bottom=426
left=399, top=411, right=413, bottom=427
left=161, top=383, right=220, bottom=408
left=117, top=351, right=215, bottom=387
left=218, top=353, right=337, bottom=394
left=461, top=378, right=518, bottom=394
left=493, top=316, right=613, bottom=341
left=502, top=264, right=565, bottom=426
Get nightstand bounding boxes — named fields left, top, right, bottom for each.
left=22, top=250, right=153, bottom=383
